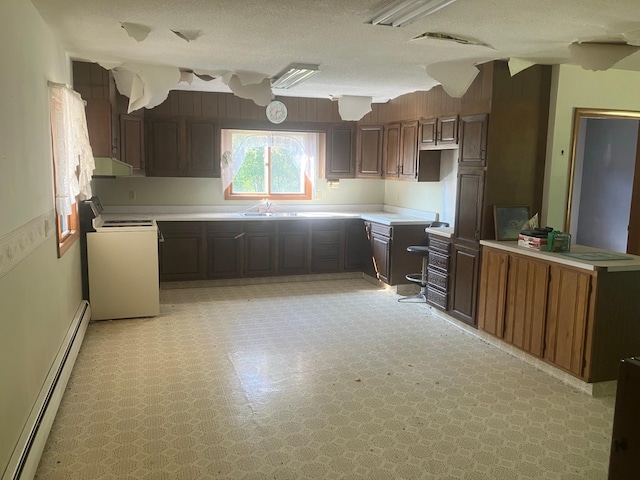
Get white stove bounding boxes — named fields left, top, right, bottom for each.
left=87, top=214, right=159, bottom=320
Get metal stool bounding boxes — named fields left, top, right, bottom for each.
left=398, top=221, right=450, bottom=303
left=398, top=245, right=430, bottom=302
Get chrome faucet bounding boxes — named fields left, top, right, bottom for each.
left=263, top=199, right=273, bottom=212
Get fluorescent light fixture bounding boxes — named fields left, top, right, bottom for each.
left=271, top=64, right=320, bottom=89
left=370, top=0, right=457, bottom=27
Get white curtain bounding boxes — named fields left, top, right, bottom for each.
left=49, top=84, right=95, bottom=216
left=220, top=129, right=317, bottom=193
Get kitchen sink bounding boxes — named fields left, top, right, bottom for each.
left=239, top=212, right=298, bottom=217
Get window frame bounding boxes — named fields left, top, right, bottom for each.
left=56, top=204, right=80, bottom=257
left=222, top=127, right=319, bottom=201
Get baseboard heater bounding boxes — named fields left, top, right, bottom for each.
left=2, top=301, right=91, bottom=480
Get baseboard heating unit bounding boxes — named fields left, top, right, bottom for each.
left=2, top=301, right=91, bottom=480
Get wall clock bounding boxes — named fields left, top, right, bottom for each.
left=266, top=100, right=287, bottom=124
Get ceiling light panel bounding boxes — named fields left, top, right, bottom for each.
left=370, top=0, right=457, bottom=27
left=271, top=64, right=320, bottom=89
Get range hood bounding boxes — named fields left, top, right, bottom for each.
left=93, top=157, right=134, bottom=177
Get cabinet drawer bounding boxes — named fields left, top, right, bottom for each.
left=427, top=268, right=448, bottom=291
left=429, top=237, right=451, bottom=254
left=312, top=219, right=342, bottom=231
left=427, top=287, right=448, bottom=309
left=428, top=250, right=449, bottom=272
left=313, top=244, right=340, bottom=258
left=243, top=221, right=276, bottom=233
left=312, top=258, right=340, bottom=271
left=370, top=222, right=393, bottom=237
left=159, top=221, right=203, bottom=234
left=313, top=230, right=340, bottom=245
left=207, top=221, right=242, bottom=234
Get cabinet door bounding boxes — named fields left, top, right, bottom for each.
left=146, top=117, right=182, bottom=176
left=504, top=255, right=549, bottom=357
left=454, top=168, right=484, bottom=248
left=459, top=114, right=488, bottom=167
left=400, top=121, right=418, bottom=179
left=450, top=244, right=480, bottom=326
left=186, top=119, right=219, bottom=177
left=158, top=222, right=205, bottom=281
left=477, top=248, right=509, bottom=337
left=278, top=221, right=310, bottom=275
left=207, top=222, right=244, bottom=279
left=419, top=118, right=437, bottom=148
left=344, top=219, right=373, bottom=272
left=438, top=115, right=459, bottom=145
left=244, top=223, right=277, bottom=277
left=383, top=124, right=401, bottom=178
left=356, top=125, right=383, bottom=178
left=120, top=115, right=144, bottom=170
left=325, top=125, right=355, bottom=179
left=371, top=233, right=391, bottom=284
left=545, top=265, right=591, bottom=377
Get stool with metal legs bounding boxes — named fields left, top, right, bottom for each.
left=398, top=245, right=430, bottom=302
left=398, top=221, right=449, bottom=303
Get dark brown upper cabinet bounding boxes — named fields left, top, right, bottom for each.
left=324, top=125, right=355, bottom=179
left=356, top=125, right=383, bottom=178
left=120, top=115, right=145, bottom=171
left=419, top=115, right=458, bottom=150
left=458, top=114, right=488, bottom=167
left=383, top=123, right=401, bottom=178
left=438, top=115, right=459, bottom=145
left=146, top=117, right=219, bottom=177
left=419, top=118, right=437, bottom=148
left=400, top=121, right=418, bottom=179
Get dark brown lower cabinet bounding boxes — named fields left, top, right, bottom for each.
left=207, top=222, right=244, bottom=279
left=160, top=218, right=373, bottom=281
left=311, top=220, right=344, bottom=272
left=278, top=221, right=310, bottom=275
left=450, top=244, right=480, bottom=326
left=158, top=222, right=206, bottom=281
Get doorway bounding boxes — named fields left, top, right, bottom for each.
left=566, top=109, right=640, bottom=255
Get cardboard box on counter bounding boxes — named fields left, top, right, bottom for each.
left=518, top=234, right=548, bottom=251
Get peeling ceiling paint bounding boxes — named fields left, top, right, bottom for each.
left=31, top=0, right=640, bottom=104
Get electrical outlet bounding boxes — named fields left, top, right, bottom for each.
left=315, top=191, right=323, bottom=200
left=128, top=190, right=136, bottom=200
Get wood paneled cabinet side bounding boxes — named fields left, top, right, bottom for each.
left=383, top=123, right=401, bottom=178
left=477, top=248, right=509, bottom=337
left=504, top=255, right=549, bottom=357
left=356, top=125, right=383, bottom=178
left=544, top=265, right=591, bottom=377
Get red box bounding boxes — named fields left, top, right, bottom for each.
left=518, top=234, right=548, bottom=251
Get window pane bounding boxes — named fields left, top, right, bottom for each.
left=271, top=145, right=304, bottom=194
left=232, top=147, right=266, bottom=194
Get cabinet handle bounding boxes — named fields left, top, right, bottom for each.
left=234, top=232, right=245, bottom=240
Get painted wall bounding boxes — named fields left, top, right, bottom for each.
left=93, top=176, right=386, bottom=208
left=0, top=0, right=81, bottom=475
left=544, top=65, right=640, bottom=229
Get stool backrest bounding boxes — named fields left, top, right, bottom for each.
left=428, top=221, right=450, bottom=228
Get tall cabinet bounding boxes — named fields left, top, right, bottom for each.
left=450, top=62, right=552, bottom=327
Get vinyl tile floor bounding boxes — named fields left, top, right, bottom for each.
left=35, top=277, right=615, bottom=479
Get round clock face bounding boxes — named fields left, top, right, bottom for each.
left=266, top=100, right=287, bottom=124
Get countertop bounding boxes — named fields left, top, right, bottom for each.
left=480, top=240, right=640, bottom=272
left=100, top=206, right=438, bottom=227
left=425, top=226, right=453, bottom=238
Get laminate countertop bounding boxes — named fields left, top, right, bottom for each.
left=480, top=240, right=640, bottom=272
left=100, top=210, right=436, bottom=226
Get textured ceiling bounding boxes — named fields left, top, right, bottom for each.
left=31, top=0, right=640, bottom=103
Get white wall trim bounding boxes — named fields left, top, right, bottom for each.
left=2, top=301, right=91, bottom=480
left=0, top=211, right=56, bottom=280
